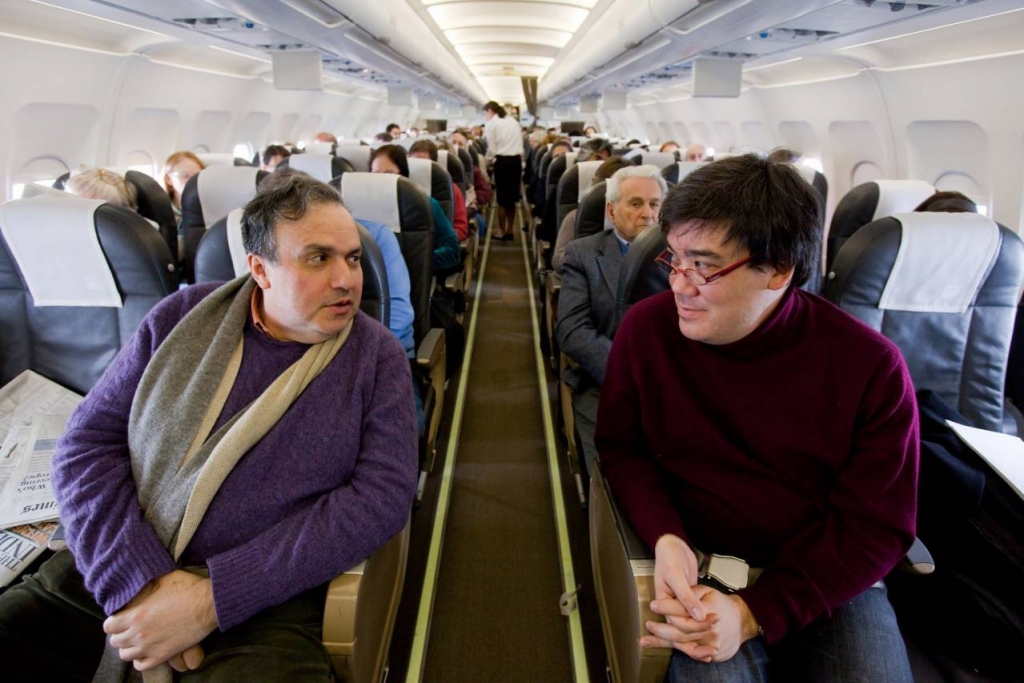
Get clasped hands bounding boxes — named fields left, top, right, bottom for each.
left=642, top=535, right=759, bottom=664
left=103, top=569, right=218, bottom=672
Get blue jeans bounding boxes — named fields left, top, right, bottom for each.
left=667, top=584, right=913, bottom=683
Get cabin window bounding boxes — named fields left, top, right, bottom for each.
left=779, top=121, right=819, bottom=158
left=10, top=156, right=70, bottom=200
left=906, top=121, right=988, bottom=214
left=232, top=143, right=253, bottom=162
left=851, top=161, right=883, bottom=187
left=121, top=150, right=156, bottom=178
left=934, top=171, right=988, bottom=217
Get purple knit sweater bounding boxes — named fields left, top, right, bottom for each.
left=52, top=283, right=418, bottom=630
left=597, top=287, right=919, bottom=643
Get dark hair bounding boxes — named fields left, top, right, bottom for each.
left=766, top=147, right=801, bottom=164
left=484, top=101, right=506, bottom=118
left=409, top=139, right=439, bottom=162
left=386, top=123, right=401, bottom=133
left=374, top=132, right=393, bottom=143
left=659, top=154, right=822, bottom=287
left=262, top=144, right=290, bottom=166
left=242, top=172, right=341, bottom=262
left=551, top=139, right=573, bottom=154
left=595, top=155, right=630, bottom=182
left=914, top=190, right=978, bottom=214
left=370, top=144, right=410, bottom=178
left=579, top=138, right=613, bottom=161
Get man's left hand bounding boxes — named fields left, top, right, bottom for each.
left=104, top=570, right=218, bottom=671
left=647, top=585, right=760, bottom=663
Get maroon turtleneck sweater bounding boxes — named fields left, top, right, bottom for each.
left=596, top=287, right=918, bottom=643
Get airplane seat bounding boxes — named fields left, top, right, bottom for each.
left=824, top=212, right=1024, bottom=433
left=408, top=157, right=455, bottom=224
left=660, top=161, right=707, bottom=185
left=541, top=152, right=578, bottom=245
left=556, top=160, right=602, bottom=232
left=1004, top=302, right=1024, bottom=432
left=533, top=149, right=554, bottom=215
left=590, top=466, right=671, bottom=683
left=335, top=143, right=372, bottom=173
left=574, top=180, right=608, bottom=241
left=306, top=141, right=335, bottom=156
left=455, top=147, right=474, bottom=182
left=826, top=179, right=935, bottom=271
left=338, top=173, right=447, bottom=494
left=790, top=162, right=828, bottom=208
left=179, top=165, right=267, bottom=283
left=194, top=210, right=391, bottom=328
left=125, top=170, right=177, bottom=266
left=0, top=194, right=176, bottom=393
left=613, top=224, right=670, bottom=333
left=52, top=172, right=70, bottom=190
left=196, top=152, right=252, bottom=167
left=627, top=151, right=676, bottom=170
left=437, top=149, right=467, bottom=195
left=276, top=153, right=350, bottom=183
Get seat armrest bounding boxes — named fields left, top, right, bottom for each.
left=416, top=328, right=445, bottom=370
left=590, top=468, right=670, bottom=683
left=900, top=536, right=935, bottom=575
left=444, top=270, right=465, bottom=296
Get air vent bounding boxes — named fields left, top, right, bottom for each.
left=173, top=17, right=255, bottom=32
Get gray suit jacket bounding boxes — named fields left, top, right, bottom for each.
left=556, top=229, right=624, bottom=391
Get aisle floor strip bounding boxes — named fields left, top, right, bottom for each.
left=520, top=227, right=591, bottom=683
left=404, top=208, right=495, bottom=683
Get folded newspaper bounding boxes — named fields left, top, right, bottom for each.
left=0, top=369, right=82, bottom=529
left=0, top=520, right=59, bottom=587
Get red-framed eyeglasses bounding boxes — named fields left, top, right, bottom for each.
left=654, top=249, right=753, bottom=286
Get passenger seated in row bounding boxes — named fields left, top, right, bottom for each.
left=314, top=131, right=337, bottom=145
left=374, top=132, right=393, bottom=145
left=556, top=165, right=667, bottom=474
left=597, top=154, right=917, bottom=682
left=386, top=123, right=402, bottom=139
left=914, top=189, right=977, bottom=213
left=162, top=151, right=205, bottom=218
left=660, top=141, right=681, bottom=154
left=260, top=144, right=290, bottom=172
left=65, top=167, right=137, bottom=209
left=552, top=155, right=631, bottom=273
left=409, top=139, right=470, bottom=241
left=584, top=126, right=598, bottom=137
left=578, top=138, right=613, bottom=163
left=0, top=173, right=418, bottom=681
left=370, top=144, right=461, bottom=273
left=450, top=131, right=492, bottom=210
left=685, top=143, right=707, bottom=162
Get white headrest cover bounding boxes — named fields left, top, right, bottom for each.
left=335, top=144, right=371, bottom=172
left=288, top=153, right=333, bottom=182
left=225, top=208, right=249, bottom=278
left=341, top=173, right=401, bottom=233
left=196, top=153, right=239, bottom=168
left=791, top=163, right=818, bottom=186
left=577, top=161, right=603, bottom=202
left=879, top=212, right=1000, bottom=314
left=198, top=166, right=260, bottom=227
left=394, top=139, right=415, bottom=151
left=643, top=152, right=677, bottom=169
left=676, top=161, right=706, bottom=182
left=408, top=158, right=433, bottom=198
left=0, top=195, right=121, bottom=307
left=306, top=141, right=334, bottom=156
left=624, top=148, right=643, bottom=160
left=872, top=180, right=936, bottom=221
left=22, top=184, right=72, bottom=200
left=438, top=150, right=449, bottom=172
left=565, top=151, right=578, bottom=172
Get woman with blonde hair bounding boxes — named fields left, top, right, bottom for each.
left=162, top=151, right=205, bottom=216
left=65, top=167, right=137, bottom=209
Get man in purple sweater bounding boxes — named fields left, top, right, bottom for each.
left=0, top=175, right=418, bottom=680
left=596, top=154, right=918, bottom=682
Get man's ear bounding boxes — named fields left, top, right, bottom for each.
left=605, top=201, right=616, bottom=226
left=767, top=266, right=795, bottom=291
left=248, top=253, right=270, bottom=289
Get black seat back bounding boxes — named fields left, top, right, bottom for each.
left=661, top=161, right=707, bottom=185
left=340, top=173, right=433, bottom=345
left=125, top=170, right=177, bottom=266
left=542, top=152, right=578, bottom=242
left=575, top=181, right=608, bottom=240
left=825, top=212, right=1024, bottom=432
left=614, top=224, right=669, bottom=333
left=408, top=158, right=455, bottom=224
left=437, top=149, right=467, bottom=195
left=556, top=160, right=603, bottom=231
left=276, top=154, right=351, bottom=183
left=0, top=196, right=175, bottom=393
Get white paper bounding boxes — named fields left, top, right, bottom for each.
left=946, top=420, right=1024, bottom=501
left=0, top=371, right=82, bottom=528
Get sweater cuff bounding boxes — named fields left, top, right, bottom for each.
left=100, top=529, right=176, bottom=615
left=206, top=543, right=270, bottom=631
left=737, top=580, right=796, bottom=645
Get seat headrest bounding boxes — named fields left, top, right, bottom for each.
left=341, top=173, right=401, bottom=231
left=0, top=195, right=121, bottom=307
left=282, top=153, right=334, bottom=182
left=633, top=152, right=676, bottom=169
left=872, top=180, right=937, bottom=222
left=197, top=166, right=261, bottom=227
left=879, top=212, right=1001, bottom=314
left=335, top=144, right=371, bottom=172
left=832, top=180, right=936, bottom=239
left=615, top=224, right=669, bottom=332
left=577, top=160, right=603, bottom=201
left=197, top=153, right=249, bottom=168
left=408, top=158, right=433, bottom=198
left=306, top=141, right=335, bottom=156
left=576, top=180, right=609, bottom=240
left=225, top=208, right=249, bottom=278
left=663, top=161, right=707, bottom=185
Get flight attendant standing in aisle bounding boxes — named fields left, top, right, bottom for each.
left=483, top=101, right=523, bottom=241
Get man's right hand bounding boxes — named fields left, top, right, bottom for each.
left=642, top=534, right=719, bottom=662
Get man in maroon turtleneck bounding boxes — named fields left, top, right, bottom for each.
left=596, top=154, right=918, bottom=682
